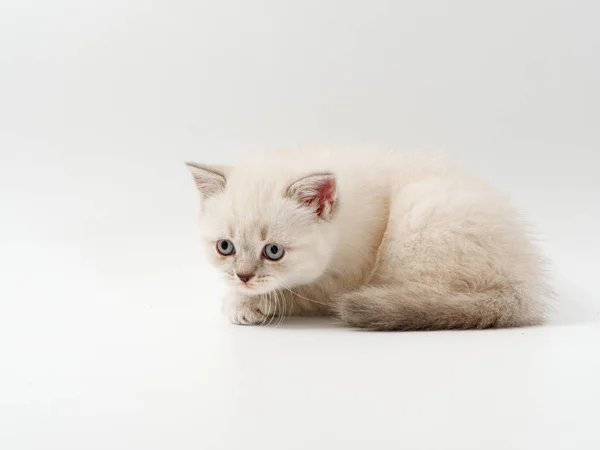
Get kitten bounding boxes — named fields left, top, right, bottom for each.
left=186, top=149, right=549, bottom=330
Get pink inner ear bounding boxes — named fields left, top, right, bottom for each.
left=194, top=175, right=225, bottom=198
left=302, top=178, right=336, bottom=217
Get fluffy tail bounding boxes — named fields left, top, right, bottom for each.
left=333, top=282, right=546, bottom=331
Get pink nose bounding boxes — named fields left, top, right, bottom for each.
left=237, top=273, right=255, bottom=283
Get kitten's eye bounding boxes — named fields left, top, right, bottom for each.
left=263, top=243, right=285, bottom=261
left=216, top=239, right=235, bottom=256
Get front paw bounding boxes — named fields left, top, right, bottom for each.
left=224, top=297, right=270, bottom=326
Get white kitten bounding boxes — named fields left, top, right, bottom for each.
left=186, top=149, right=549, bottom=330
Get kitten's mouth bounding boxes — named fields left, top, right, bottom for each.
left=231, top=279, right=274, bottom=295
left=241, top=283, right=267, bottom=293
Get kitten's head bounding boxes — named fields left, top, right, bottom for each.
left=186, top=162, right=338, bottom=295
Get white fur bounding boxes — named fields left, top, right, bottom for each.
left=187, top=149, right=549, bottom=330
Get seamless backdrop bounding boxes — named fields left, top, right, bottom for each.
left=1, top=1, right=599, bottom=450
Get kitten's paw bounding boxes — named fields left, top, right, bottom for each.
left=224, top=297, right=270, bottom=326
left=229, top=304, right=268, bottom=325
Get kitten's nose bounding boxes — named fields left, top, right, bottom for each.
left=237, top=273, right=255, bottom=283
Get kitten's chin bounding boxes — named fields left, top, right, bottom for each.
left=230, top=282, right=278, bottom=296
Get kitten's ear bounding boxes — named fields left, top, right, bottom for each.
left=286, top=172, right=337, bottom=220
left=185, top=162, right=228, bottom=199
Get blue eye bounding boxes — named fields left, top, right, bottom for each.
left=216, top=239, right=235, bottom=256
left=263, top=243, right=285, bottom=261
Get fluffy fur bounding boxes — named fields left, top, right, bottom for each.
left=186, top=149, right=549, bottom=330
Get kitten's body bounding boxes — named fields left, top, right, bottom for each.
left=187, top=150, right=548, bottom=330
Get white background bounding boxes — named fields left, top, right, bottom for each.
left=1, top=1, right=599, bottom=449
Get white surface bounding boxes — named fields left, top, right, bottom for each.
left=1, top=1, right=600, bottom=449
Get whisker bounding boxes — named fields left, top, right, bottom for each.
left=265, top=293, right=273, bottom=326
left=289, top=289, right=295, bottom=317
left=263, top=292, right=271, bottom=326
left=276, top=288, right=286, bottom=327
left=274, top=277, right=331, bottom=308
left=267, top=291, right=277, bottom=327
left=259, top=293, right=268, bottom=326
left=275, top=291, right=283, bottom=327
left=271, top=292, right=278, bottom=326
